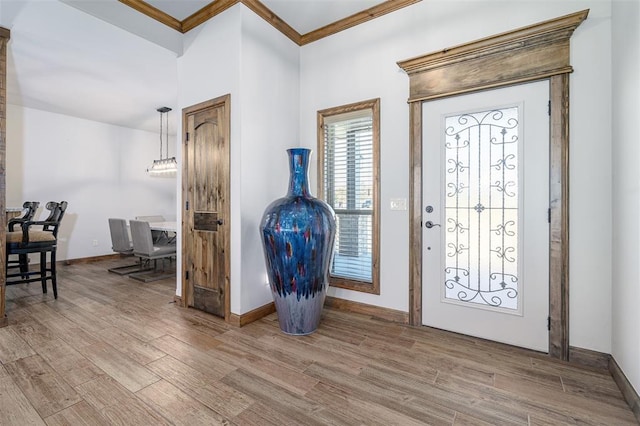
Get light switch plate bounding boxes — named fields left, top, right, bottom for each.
left=390, top=198, right=407, bottom=210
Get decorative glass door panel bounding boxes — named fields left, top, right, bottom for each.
left=422, top=81, right=550, bottom=352
left=443, top=107, right=520, bottom=312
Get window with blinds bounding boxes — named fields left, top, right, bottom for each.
left=317, top=99, right=380, bottom=294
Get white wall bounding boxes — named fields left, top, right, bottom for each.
left=6, top=105, right=176, bottom=261
left=238, top=7, right=300, bottom=313
left=3, top=0, right=179, bottom=135
left=611, top=0, right=640, bottom=396
left=300, top=1, right=613, bottom=352
left=176, top=6, right=242, bottom=303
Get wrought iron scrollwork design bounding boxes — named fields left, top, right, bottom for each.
left=442, top=106, right=520, bottom=311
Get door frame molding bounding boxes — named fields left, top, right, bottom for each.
left=181, top=94, right=231, bottom=322
left=397, top=10, right=588, bottom=360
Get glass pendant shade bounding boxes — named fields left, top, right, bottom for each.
left=147, top=157, right=178, bottom=176
left=147, top=106, right=176, bottom=177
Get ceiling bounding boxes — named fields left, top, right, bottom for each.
left=1, top=0, right=418, bottom=134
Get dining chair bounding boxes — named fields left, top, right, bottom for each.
left=7, top=201, right=40, bottom=277
left=135, top=215, right=169, bottom=244
left=129, top=219, right=176, bottom=282
left=6, top=201, right=68, bottom=299
left=107, top=218, right=143, bottom=275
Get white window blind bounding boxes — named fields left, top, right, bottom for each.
left=323, top=109, right=373, bottom=283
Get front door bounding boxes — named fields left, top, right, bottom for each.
left=182, top=95, right=230, bottom=319
left=422, top=81, right=549, bottom=351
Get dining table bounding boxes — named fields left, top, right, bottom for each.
left=5, top=207, right=23, bottom=223
left=149, top=221, right=177, bottom=233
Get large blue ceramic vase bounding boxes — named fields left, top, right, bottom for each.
left=260, top=148, right=336, bottom=335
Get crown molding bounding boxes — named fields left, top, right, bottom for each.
left=119, top=0, right=421, bottom=46
left=119, top=0, right=182, bottom=31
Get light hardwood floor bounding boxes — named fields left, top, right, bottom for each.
left=0, top=258, right=637, bottom=425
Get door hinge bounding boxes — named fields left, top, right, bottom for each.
left=548, top=208, right=551, bottom=223
left=186, top=201, right=189, bottom=211
left=547, top=316, right=551, bottom=331
left=186, top=132, right=190, bottom=142
left=186, top=271, right=189, bottom=280
left=547, top=100, right=551, bottom=116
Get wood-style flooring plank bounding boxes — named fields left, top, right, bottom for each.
left=36, top=339, right=104, bottom=387
left=74, top=375, right=171, bottom=425
left=304, top=361, right=457, bottom=425
left=4, top=354, right=82, bottom=418
left=96, top=327, right=166, bottom=366
left=220, top=368, right=328, bottom=426
left=43, top=400, right=110, bottom=426
left=12, top=315, right=58, bottom=348
left=494, top=372, right=638, bottom=424
left=303, top=380, right=431, bottom=426
left=209, top=342, right=320, bottom=396
left=135, top=379, right=232, bottom=425
left=148, top=334, right=236, bottom=380
left=23, top=304, right=101, bottom=350
left=75, top=342, right=160, bottom=393
left=146, top=354, right=253, bottom=418
left=0, top=325, right=36, bottom=363
left=0, top=365, right=46, bottom=426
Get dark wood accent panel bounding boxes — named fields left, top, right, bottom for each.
left=300, top=0, right=421, bottom=46
left=182, top=0, right=239, bottom=33
left=1, top=259, right=636, bottom=424
left=398, top=10, right=588, bottom=359
left=610, top=356, right=640, bottom=423
left=397, top=10, right=588, bottom=102
left=193, top=212, right=220, bottom=231
left=193, top=285, right=223, bottom=316
left=117, top=0, right=182, bottom=31
left=0, top=27, right=9, bottom=328
left=241, top=0, right=301, bottom=44
left=325, top=296, right=409, bottom=324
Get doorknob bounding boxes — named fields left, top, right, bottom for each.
left=216, top=219, right=223, bottom=226
left=425, top=220, right=440, bottom=229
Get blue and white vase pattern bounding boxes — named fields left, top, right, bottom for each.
left=260, top=148, right=336, bottom=335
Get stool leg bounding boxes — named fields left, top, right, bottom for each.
left=40, top=251, right=47, bottom=294
left=51, top=249, right=57, bottom=299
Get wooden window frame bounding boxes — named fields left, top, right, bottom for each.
left=317, top=98, right=381, bottom=294
left=397, top=10, right=588, bottom=360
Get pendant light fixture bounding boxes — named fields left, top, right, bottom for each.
left=147, top=106, right=177, bottom=176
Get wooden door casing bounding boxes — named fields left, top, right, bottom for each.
left=0, top=27, right=10, bottom=327
left=182, top=95, right=231, bottom=320
left=398, top=10, right=588, bottom=360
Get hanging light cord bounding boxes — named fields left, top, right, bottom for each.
left=159, top=109, right=164, bottom=160
left=165, top=110, right=169, bottom=159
